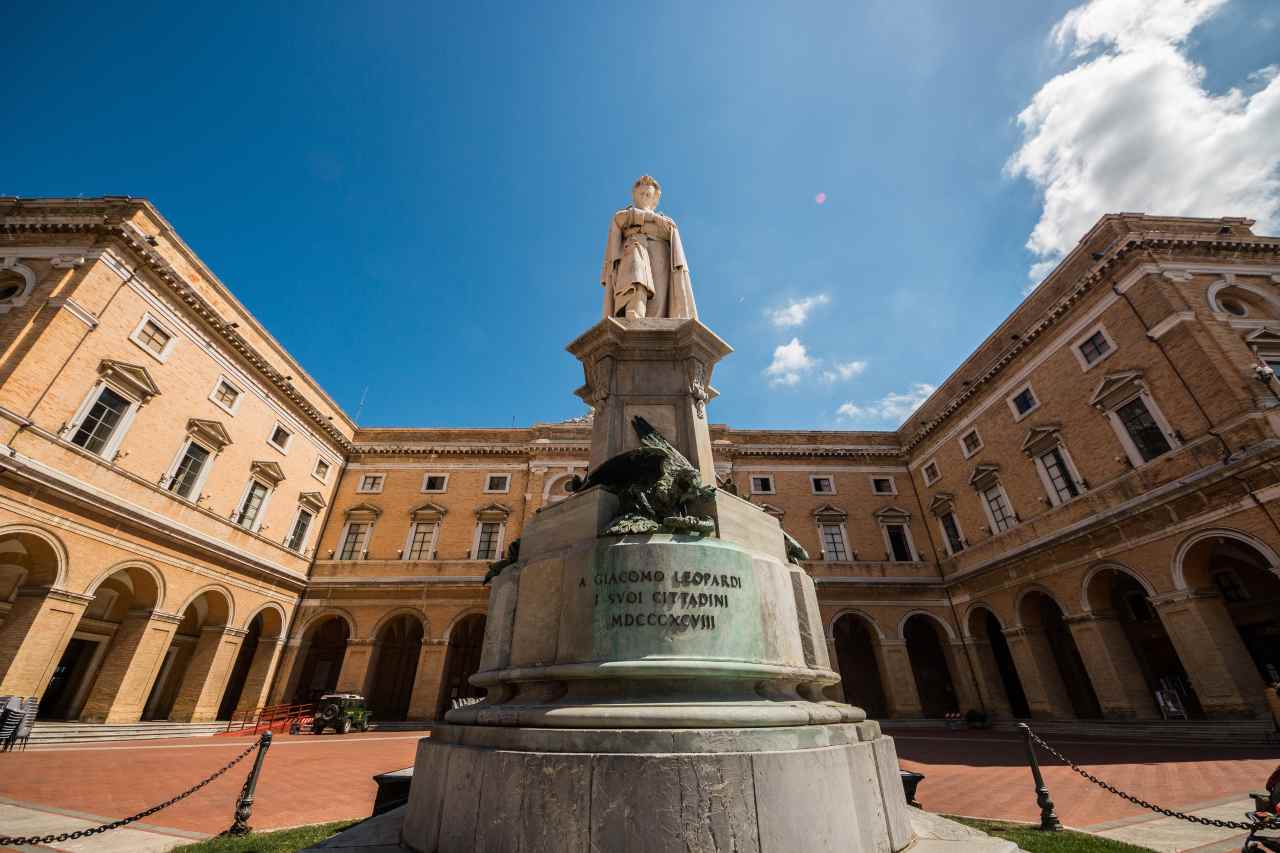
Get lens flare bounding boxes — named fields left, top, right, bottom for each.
left=815, top=192, right=827, bottom=204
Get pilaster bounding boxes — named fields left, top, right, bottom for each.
left=961, top=639, right=1013, bottom=718
left=1066, top=613, right=1158, bottom=719
left=234, top=638, right=286, bottom=716
left=170, top=626, right=247, bottom=722
left=1003, top=627, right=1076, bottom=719
left=876, top=641, right=923, bottom=718
left=407, top=640, right=450, bottom=720
left=335, top=638, right=373, bottom=694
left=0, top=587, right=93, bottom=698
left=1152, top=590, right=1267, bottom=718
left=80, top=609, right=181, bottom=723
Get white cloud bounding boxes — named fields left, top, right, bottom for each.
left=836, top=383, right=936, bottom=425
left=1007, top=0, right=1280, bottom=283
left=822, top=360, right=868, bottom=382
left=769, top=294, right=830, bottom=328
left=764, top=338, right=816, bottom=386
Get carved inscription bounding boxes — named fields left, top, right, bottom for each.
left=594, top=568, right=742, bottom=632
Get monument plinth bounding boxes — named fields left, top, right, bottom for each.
left=400, top=177, right=936, bottom=853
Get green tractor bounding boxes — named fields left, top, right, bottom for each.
left=312, top=693, right=371, bottom=735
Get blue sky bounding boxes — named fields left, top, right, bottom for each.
left=6, top=0, right=1278, bottom=431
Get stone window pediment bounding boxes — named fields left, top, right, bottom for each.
left=1089, top=370, right=1144, bottom=411
left=249, top=460, right=286, bottom=486
left=187, top=418, right=232, bottom=452
left=410, top=500, right=448, bottom=521
left=872, top=505, right=912, bottom=523
left=811, top=503, right=847, bottom=522
left=968, top=463, right=1001, bottom=492
left=1021, top=424, right=1063, bottom=457
left=1245, top=327, right=1280, bottom=350
left=927, top=492, right=956, bottom=517
left=98, top=359, right=161, bottom=402
left=298, top=491, right=327, bottom=512
left=475, top=502, right=511, bottom=521
left=345, top=501, right=382, bottom=520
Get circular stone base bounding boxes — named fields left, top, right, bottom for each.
left=401, top=722, right=916, bottom=853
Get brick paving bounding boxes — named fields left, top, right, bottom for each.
left=0, top=727, right=1276, bottom=851
left=891, top=728, right=1280, bottom=830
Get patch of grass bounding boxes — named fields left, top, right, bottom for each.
left=170, top=819, right=360, bottom=853
left=949, top=817, right=1156, bottom=852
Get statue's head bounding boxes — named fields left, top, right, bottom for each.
left=632, top=175, right=661, bottom=211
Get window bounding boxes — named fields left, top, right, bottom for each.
left=884, top=524, right=913, bottom=561
left=1076, top=328, right=1114, bottom=368
left=485, top=474, right=511, bottom=493
left=168, top=441, right=211, bottom=500
left=130, top=317, right=174, bottom=361
left=939, top=511, right=964, bottom=555
left=1115, top=396, right=1172, bottom=462
left=1009, top=385, right=1038, bottom=419
left=819, top=523, right=848, bottom=561
left=810, top=475, right=835, bottom=495
left=750, top=475, right=775, bottom=495
left=406, top=522, right=436, bottom=560
left=1038, top=446, right=1080, bottom=504
left=982, top=485, right=1015, bottom=533
left=870, top=477, right=895, bottom=496
left=339, top=521, right=370, bottom=560
left=1220, top=297, right=1248, bottom=317
left=69, top=386, right=132, bottom=456
left=234, top=480, right=271, bottom=530
left=960, top=429, right=983, bottom=458
left=313, top=459, right=331, bottom=482
left=286, top=508, right=314, bottom=552
left=210, top=378, right=241, bottom=415
left=475, top=522, right=502, bottom=560
left=268, top=424, right=291, bottom=453
left=422, top=474, right=448, bottom=492
left=358, top=474, right=385, bottom=493
left=0, top=270, right=24, bottom=302
left=922, top=460, right=941, bottom=485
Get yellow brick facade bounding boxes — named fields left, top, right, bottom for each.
left=1, top=199, right=1278, bottom=726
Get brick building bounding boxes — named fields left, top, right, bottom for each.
left=1, top=198, right=1277, bottom=726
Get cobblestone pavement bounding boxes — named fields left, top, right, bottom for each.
left=0, top=728, right=1276, bottom=852
left=890, top=729, right=1279, bottom=829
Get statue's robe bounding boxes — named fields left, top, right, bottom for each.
left=600, top=206, right=698, bottom=320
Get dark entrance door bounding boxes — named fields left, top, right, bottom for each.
left=436, top=615, right=486, bottom=719
left=39, top=638, right=95, bottom=720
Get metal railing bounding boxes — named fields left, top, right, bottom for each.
left=223, top=702, right=313, bottom=736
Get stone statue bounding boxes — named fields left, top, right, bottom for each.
left=600, top=176, right=698, bottom=320
left=570, top=415, right=714, bottom=535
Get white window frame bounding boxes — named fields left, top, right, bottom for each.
left=869, top=475, right=897, bottom=496
left=208, top=375, right=244, bottom=416
left=162, top=436, right=216, bottom=502
left=337, top=519, right=374, bottom=560
left=809, top=474, right=837, bottom=496
left=922, top=459, right=941, bottom=486
left=937, top=510, right=966, bottom=557
left=285, top=505, right=316, bottom=553
left=484, top=473, right=512, bottom=494
left=1033, top=442, right=1087, bottom=507
left=749, top=475, right=776, bottom=495
left=266, top=422, right=292, bottom=454
left=62, top=380, right=142, bottom=460
left=959, top=428, right=984, bottom=459
left=879, top=520, right=918, bottom=563
left=357, top=473, right=386, bottom=494
left=816, top=520, right=851, bottom=562
left=472, top=520, right=506, bottom=561
left=1006, top=382, right=1040, bottom=422
left=1105, top=390, right=1180, bottom=467
left=128, top=313, right=179, bottom=363
left=233, top=477, right=274, bottom=533
left=402, top=520, right=441, bottom=561
left=979, top=482, right=1017, bottom=534
left=1072, top=322, right=1118, bottom=372
left=312, top=458, right=332, bottom=484
left=421, top=473, right=450, bottom=493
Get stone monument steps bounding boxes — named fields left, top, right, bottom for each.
left=886, top=718, right=1276, bottom=746
left=26, top=720, right=228, bottom=746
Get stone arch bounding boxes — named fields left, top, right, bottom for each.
left=84, top=560, right=165, bottom=608
left=369, top=606, right=430, bottom=641
left=238, top=602, right=288, bottom=639
left=172, top=584, right=235, bottom=629
left=829, top=607, right=885, bottom=641
left=961, top=601, right=1003, bottom=639
left=442, top=607, right=488, bottom=644
left=141, top=585, right=237, bottom=721
left=1173, top=527, right=1280, bottom=591
left=0, top=523, right=69, bottom=592
left=1081, top=562, right=1156, bottom=614
left=289, top=611, right=353, bottom=704
left=1014, top=583, right=1070, bottom=629
left=293, top=607, right=358, bottom=642
left=1017, top=586, right=1103, bottom=719
left=964, top=602, right=1031, bottom=719
left=897, top=609, right=956, bottom=643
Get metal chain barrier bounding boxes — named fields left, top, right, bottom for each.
left=0, top=733, right=265, bottom=847
left=1024, top=724, right=1280, bottom=833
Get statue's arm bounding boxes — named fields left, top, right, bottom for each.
left=601, top=214, right=623, bottom=286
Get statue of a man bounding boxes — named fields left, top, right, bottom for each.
left=600, top=176, right=698, bottom=320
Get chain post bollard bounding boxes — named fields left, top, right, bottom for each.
left=1018, top=722, right=1063, bottom=832
left=226, top=730, right=273, bottom=836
